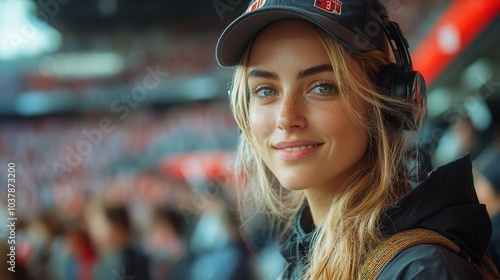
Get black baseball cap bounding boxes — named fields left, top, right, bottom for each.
left=216, top=0, right=391, bottom=67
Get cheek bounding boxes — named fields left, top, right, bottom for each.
left=319, top=108, right=367, bottom=139
left=318, top=108, right=369, bottom=157
left=249, top=105, right=273, bottom=142
left=345, top=100, right=369, bottom=142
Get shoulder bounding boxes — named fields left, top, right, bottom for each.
left=377, top=244, right=482, bottom=280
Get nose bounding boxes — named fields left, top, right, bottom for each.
left=276, top=93, right=307, bottom=130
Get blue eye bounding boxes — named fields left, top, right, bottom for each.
left=311, top=82, right=337, bottom=95
left=253, top=86, right=277, bottom=97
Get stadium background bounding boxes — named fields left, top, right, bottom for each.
left=0, top=1, right=499, bottom=279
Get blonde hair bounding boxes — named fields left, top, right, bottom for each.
left=230, top=25, right=418, bottom=280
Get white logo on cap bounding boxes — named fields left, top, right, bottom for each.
left=246, top=0, right=267, bottom=13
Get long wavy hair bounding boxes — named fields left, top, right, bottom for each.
left=229, top=24, right=419, bottom=280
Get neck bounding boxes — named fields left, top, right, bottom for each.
left=303, top=163, right=362, bottom=226
left=305, top=188, right=335, bottom=226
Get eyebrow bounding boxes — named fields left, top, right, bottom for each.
left=247, top=64, right=333, bottom=80
left=297, top=64, right=333, bottom=79
left=247, top=69, right=279, bottom=80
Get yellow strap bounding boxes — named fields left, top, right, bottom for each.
left=476, top=253, right=500, bottom=280
left=359, top=228, right=460, bottom=280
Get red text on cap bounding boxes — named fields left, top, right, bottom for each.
left=314, top=0, right=342, bottom=15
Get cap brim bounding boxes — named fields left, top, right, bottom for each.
left=216, top=6, right=378, bottom=67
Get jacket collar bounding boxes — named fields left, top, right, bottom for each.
left=280, top=154, right=492, bottom=270
left=380, top=154, right=491, bottom=263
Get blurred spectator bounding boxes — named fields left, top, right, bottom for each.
left=23, top=212, right=63, bottom=280
left=172, top=186, right=257, bottom=280
left=66, top=222, right=97, bottom=280
left=85, top=199, right=150, bottom=280
left=145, top=206, right=187, bottom=280
left=47, top=219, right=96, bottom=280
left=435, top=116, right=488, bottom=166
left=473, top=140, right=500, bottom=268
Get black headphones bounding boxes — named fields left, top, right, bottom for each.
left=370, top=0, right=427, bottom=130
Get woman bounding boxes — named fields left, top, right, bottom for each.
left=215, top=0, right=497, bottom=279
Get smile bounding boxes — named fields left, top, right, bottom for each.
left=281, top=144, right=321, bottom=151
left=274, top=143, right=323, bottom=161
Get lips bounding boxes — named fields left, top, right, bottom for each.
left=281, top=144, right=321, bottom=151
left=274, top=140, right=323, bottom=149
left=273, top=141, right=324, bottom=161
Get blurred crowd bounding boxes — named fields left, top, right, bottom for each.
left=0, top=102, right=238, bottom=207
left=0, top=170, right=286, bottom=280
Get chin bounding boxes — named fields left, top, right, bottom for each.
left=278, top=178, right=314, bottom=191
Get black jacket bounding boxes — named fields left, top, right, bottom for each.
left=489, top=214, right=500, bottom=269
left=280, top=154, right=493, bottom=279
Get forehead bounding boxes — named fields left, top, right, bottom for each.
left=248, top=19, right=333, bottom=70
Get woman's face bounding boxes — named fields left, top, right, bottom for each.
left=247, top=19, right=370, bottom=193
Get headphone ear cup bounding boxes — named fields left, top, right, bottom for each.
left=377, top=64, right=427, bottom=130
left=377, top=63, right=398, bottom=97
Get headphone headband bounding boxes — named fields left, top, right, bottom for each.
left=385, top=21, right=413, bottom=72
left=368, top=0, right=427, bottom=130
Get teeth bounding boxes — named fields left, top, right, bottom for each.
left=283, top=144, right=318, bottom=151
